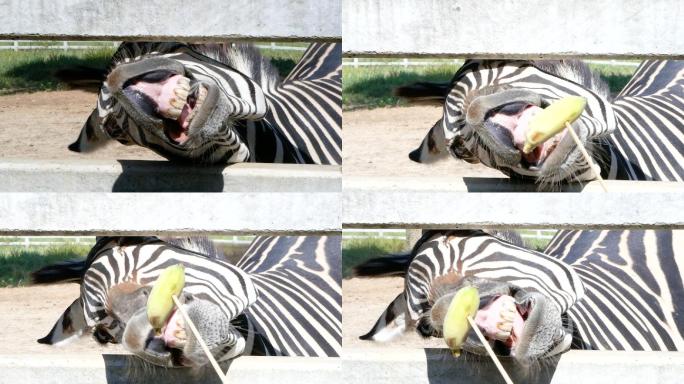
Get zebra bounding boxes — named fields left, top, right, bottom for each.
left=355, top=60, right=684, bottom=362
left=403, top=60, right=683, bottom=187
left=32, top=236, right=341, bottom=367
left=354, top=229, right=684, bottom=363
left=66, top=42, right=341, bottom=165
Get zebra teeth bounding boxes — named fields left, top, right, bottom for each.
left=497, top=320, right=513, bottom=332
left=186, top=85, right=208, bottom=125
left=159, top=106, right=182, bottom=120
left=495, top=329, right=511, bottom=341
left=174, top=85, right=189, bottom=101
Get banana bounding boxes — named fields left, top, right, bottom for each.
left=147, top=264, right=185, bottom=333
left=522, top=96, right=587, bottom=154
left=443, top=286, right=480, bottom=356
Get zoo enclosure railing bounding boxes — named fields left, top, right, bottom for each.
left=0, top=0, right=342, bottom=236
left=341, top=1, right=684, bottom=380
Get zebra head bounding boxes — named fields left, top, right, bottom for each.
left=407, top=60, right=618, bottom=186
left=356, top=231, right=585, bottom=364
left=70, top=43, right=275, bottom=163
left=34, top=238, right=258, bottom=367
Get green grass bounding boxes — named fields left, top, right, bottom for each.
left=343, top=61, right=639, bottom=110
left=342, top=238, right=407, bottom=278
left=343, top=64, right=459, bottom=110
left=0, top=44, right=301, bottom=95
left=0, top=48, right=114, bottom=94
left=0, top=244, right=93, bottom=287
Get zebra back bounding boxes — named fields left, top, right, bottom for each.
left=606, top=60, right=684, bottom=181
left=236, top=236, right=342, bottom=356
left=544, top=230, right=684, bottom=351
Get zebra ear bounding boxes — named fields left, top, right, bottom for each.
left=409, top=119, right=450, bottom=164
left=68, top=108, right=112, bottom=153
left=37, top=298, right=90, bottom=346
left=359, top=293, right=409, bottom=342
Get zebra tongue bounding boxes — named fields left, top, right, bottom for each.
left=474, top=295, right=524, bottom=345
left=162, top=308, right=186, bottom=348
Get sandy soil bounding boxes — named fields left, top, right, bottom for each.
left=1, top=278, right=434, bottom=354
left=342, top=106, right=502, bottom=178
left=343, top=277, right=443, bottom=349
left=0, top=91, right=501, bottom=179
left=0, top=90, right=162, bottom=161
left=0, top=284, right=124, bottom=355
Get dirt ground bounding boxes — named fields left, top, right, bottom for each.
left=0, top=90, right=501, bottom=179
left=0, top=284, right=124, bottom=355
left=343, top=277, right=444, bottom=349
left=0, top=90, right=162, bottom=161
left=2, top=279, right=439, bottom=353
left=342, top=106, right=502, bottom=178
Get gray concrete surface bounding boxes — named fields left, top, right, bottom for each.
left=343, top=0, right=684, bottom=58
left=0, top=159, right=340, bottom=192
left=0, top=0, right=340, bottom=41
left=0, top=354, right=340, bottom=384
left=0, top=193, right=340, bottom=235
left=343, top=186, right=684, bottom=229
left=3, top=350, right=683, bottom=384
left=342, top=349, right=684, bottom=384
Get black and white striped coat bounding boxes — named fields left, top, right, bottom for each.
left=363, top=60, right=684, bottom=355
left=33, top=236, right=341, bottom=366
left=70, top=42, right=341, bottom=165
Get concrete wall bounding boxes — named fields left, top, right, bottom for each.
left=0, top=0, right=341, bottom=41
left=3, top=350, right=684, bottom=384
left=0, top=160, right=340, bottom=192
left=343, top=186, right=684, bottom=229
left=343, top=0, right=684, bottom=58
left=0, top=193, right=340, bottom=235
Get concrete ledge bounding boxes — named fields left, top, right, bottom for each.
left=0, top=354, right=341, bottom=384
left=0, top=193, right=340, bottom=235
left=0, top=159, right=341, bottom=192
left=343, top=186, right=684, bottom=228
left=0, top=0, right=340, bottom=41
left=342, top=349, right=684, bottom=384
left=343, top=0, right=684, bottom=58
left=3, top=350, right=683, bottom=384
left=343, top=176, right=684, bottom=193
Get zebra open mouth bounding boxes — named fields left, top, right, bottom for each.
left=159, top=308, right=187, bottom=349
left=483, top=101, right=569, bottom=169
left=123, top=72, right=208, bottom=145
left=474, top=294, right=529, bottom=355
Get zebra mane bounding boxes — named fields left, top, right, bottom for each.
left=109, top=42, right=281, bottom=92
left=161, top=236, right=226, bottom=261
left=533, top=60, right=611, bottom=100
left=190, top=43, right=282, bottom=92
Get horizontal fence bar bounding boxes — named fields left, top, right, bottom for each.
left=343, top=182, right=684, bottom=229
left=0, top=354, right=340, bottom=384
left=0, top=41, right=307, bottom=52
left=0, top=193, right=340, bottom=235
left=0, top=159, right=340, bottom=192
left=0, top=0, right=341, bottom=41
left=342, top=349, right=684, bottom=384
left=343, top=176, right=684, bottom=193
left=343, top=0, right=684, bottom=58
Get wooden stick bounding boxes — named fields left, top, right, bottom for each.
left=466, top=316, right=514, bottom=384
left=171, top=295, right=228, bottom=384
left=565, top=121, right=608, bottom=192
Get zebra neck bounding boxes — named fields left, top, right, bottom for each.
left=599, top=103, right=684, bottom=182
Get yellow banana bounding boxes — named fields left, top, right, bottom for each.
left=522, top=96, right=587, bottom=154
left=443, top=286, right=480, bottom=357
left=147, top=264, right=185, bottom=332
